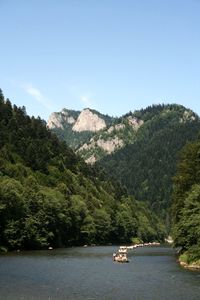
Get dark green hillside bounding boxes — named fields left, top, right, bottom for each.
left=171, top=139, right=200, bottom=266
left=53, top=126, right=94, bottom=151
left=0, top=90, right=165, bottom=251
left=97, top=104, right=200, bottom=217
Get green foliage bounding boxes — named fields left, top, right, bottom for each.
left=98, top=104, right=200, bottom=218
left=173, top=185, right=200, bottom=249
left=172, top=139, right=200, bottom=263
left=131, top=237, right=143, bottom=244
left=179, top=252, right=188, bottom=263
left=0, top=89, right=165, bottom=250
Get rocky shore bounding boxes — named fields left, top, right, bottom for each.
left=179, top=258, right=200, bottom=271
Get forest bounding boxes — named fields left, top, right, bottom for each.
left=98, top=104, right=200, bottom=220
left=171, top=139, right=200, bottom=265
left=0, top=89, right=165, bottom=251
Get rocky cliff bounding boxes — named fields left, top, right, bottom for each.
left=47, top=104, right=200, bottom=173
left=47, top=109, right=78, bottom=129
left=47, top=107, right=145, bottom=163
left=77, top=116, right=144, bottom=163
left=47, top=108, right=113, bottom=150
left=72, top=109, right=107, bottom=132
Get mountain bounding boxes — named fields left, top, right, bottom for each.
left=77, top=114, right=144, bottom=164
left=0, top=89, right=165, bottom=251
left=47, top=108, right=114, bottom=150
left=47, top=108, right=144, bottom=163
left=48, top=103, right=200, bottom=219
left=97, top=104, right=200, bottom=217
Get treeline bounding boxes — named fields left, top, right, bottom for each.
left=98, top=104, right=200, bottom=219
left=171, top=138, right=200, bottom=264
left=0, top=90, right=165, bottom=251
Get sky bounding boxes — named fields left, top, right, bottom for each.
left=1, top=0, right=200, bottom=120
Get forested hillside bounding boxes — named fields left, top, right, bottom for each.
left=97, top=104, right=200, bottom=217
left=171, top=139, right=200, bottom=266
left=0, top=90, right=165, bottom=251
left=49, top=104, right=200, bottom=218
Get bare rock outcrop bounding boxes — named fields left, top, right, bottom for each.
left=47, top=110, right=76, bottom=129
left=47, top=113, right=64, bottom=129
left=128, top=116, right=144, bottom=129
left=72, top=109, right=106, bottom=132
left=108, top=124, right=125, bottom=133
left=85, top=155, right=97, bottom=164
left=96, top=137, right=124, bottom=154
left=180, top=110, right=196, bottom=123
left=78, top=136, right=124, bottom=164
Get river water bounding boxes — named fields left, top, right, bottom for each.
left=0, top=246, right=199, bottom=300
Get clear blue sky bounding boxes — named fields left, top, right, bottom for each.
left=1, top=0, right=200, bottom=120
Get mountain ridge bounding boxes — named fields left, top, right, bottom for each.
left=48, top=103, right=200, bottom=219
left=47, top=103, right=199, bottom=164
left=97, top=104, right=200, bottom=216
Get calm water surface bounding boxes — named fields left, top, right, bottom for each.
left=0, top=246, right=200, bottom=300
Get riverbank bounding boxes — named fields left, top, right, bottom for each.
left=179, top=252, right=200, bottom=271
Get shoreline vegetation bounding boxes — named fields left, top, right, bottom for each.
left=0, top=240, right=161, bottom=253
left=178, top=253, right=200, bottom=271
left=171, top=139, right=200, bottom=272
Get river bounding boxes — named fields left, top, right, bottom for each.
left=0, top=246, right=199, bottom=299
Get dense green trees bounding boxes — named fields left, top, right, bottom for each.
left=0, top=89, right=165, bottom=251
left=171, top=139, right=200, bottom=264
left=98, top=104, right=200, bottom=219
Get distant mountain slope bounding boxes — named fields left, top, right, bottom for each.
left=96, top=104, right=200, bottom=216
